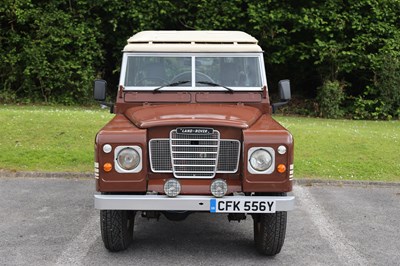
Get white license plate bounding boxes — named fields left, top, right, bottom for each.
left=210, top=198, right=276, bottom=213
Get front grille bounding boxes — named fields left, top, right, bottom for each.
left=170, top=129, right=219, bottom=178
left=149, top=128, right=240, bottom=178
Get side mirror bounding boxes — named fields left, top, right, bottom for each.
left=94, top=79, right=107, bottom=101
left=278, top=79, right=291, bottom=101
left=272, top=79, right=291, bottom=113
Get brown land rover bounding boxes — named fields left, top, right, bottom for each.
left=94, top=31, right=294, bottom=256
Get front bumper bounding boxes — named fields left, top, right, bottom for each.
left=94, top=194, right=295, bottom=212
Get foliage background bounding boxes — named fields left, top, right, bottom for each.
left=1, top=0, right=399, bottom=119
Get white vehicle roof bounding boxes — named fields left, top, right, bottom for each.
left=123, top=31, right=262, bottom=52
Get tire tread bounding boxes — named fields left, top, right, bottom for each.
left=100, top=210, right=134, bottom=252
left=254, top=211, right=287, bottom=256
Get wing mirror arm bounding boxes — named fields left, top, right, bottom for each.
left=99, top=102, right=114, bottom=113
left=94, top=79, right=114, bottom=113
left=272, top=79, right=291, bottom=113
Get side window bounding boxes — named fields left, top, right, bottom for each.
left=241, top=57, right=262, bottom=87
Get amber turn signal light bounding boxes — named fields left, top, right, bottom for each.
left=277, top=164, right=286, bottom=173
left=103, top=163, right=112, bottom=172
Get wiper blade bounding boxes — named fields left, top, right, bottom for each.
left=153, top=80, right=190, bottom=92
left=196, top=81, right=234, bottom=93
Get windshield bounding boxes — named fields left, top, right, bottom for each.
left=123, top=54, right=264, bottom=91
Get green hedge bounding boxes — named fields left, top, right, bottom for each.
left=1, top=0, right=399, bottom=118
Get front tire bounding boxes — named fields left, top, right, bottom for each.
left=253, top=211, right=287, bottom=256
left=100, top=210, right=135, bottom=252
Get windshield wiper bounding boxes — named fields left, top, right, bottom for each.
left=196, top=81, right=234, bottom=93
left=153, top=80, right=190, bottom=92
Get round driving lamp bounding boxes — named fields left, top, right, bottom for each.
left=117, top=148, right=140, bottom=170
left=164, top=179, right=181, bottom=197
left=249, top=149, right=273, bottom=171
left=210, top=179, right=228, bottom=198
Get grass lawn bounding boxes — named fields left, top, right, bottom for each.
left=0, top=105, right=399, bottom=182
left=276, top=116, right=400, bottom=182
left=0, top=105, right=113, bottom=173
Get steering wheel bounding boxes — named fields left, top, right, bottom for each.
left=170, top=71, right=215, bottom=83
left=135, top=77, right=168, bottom=86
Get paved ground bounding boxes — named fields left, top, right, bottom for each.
left=0, top=177, right=399, bottom=266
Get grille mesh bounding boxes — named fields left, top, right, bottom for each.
left=217, top=140, right=241, bottom=172
left=149, top=128, right=240, bottom=178
left=149, top=139, right=172, bottom=172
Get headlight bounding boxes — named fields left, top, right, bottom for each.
left=249, top=149, right=273, bottom=171
left=117, top=147, right=140, bottom=170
